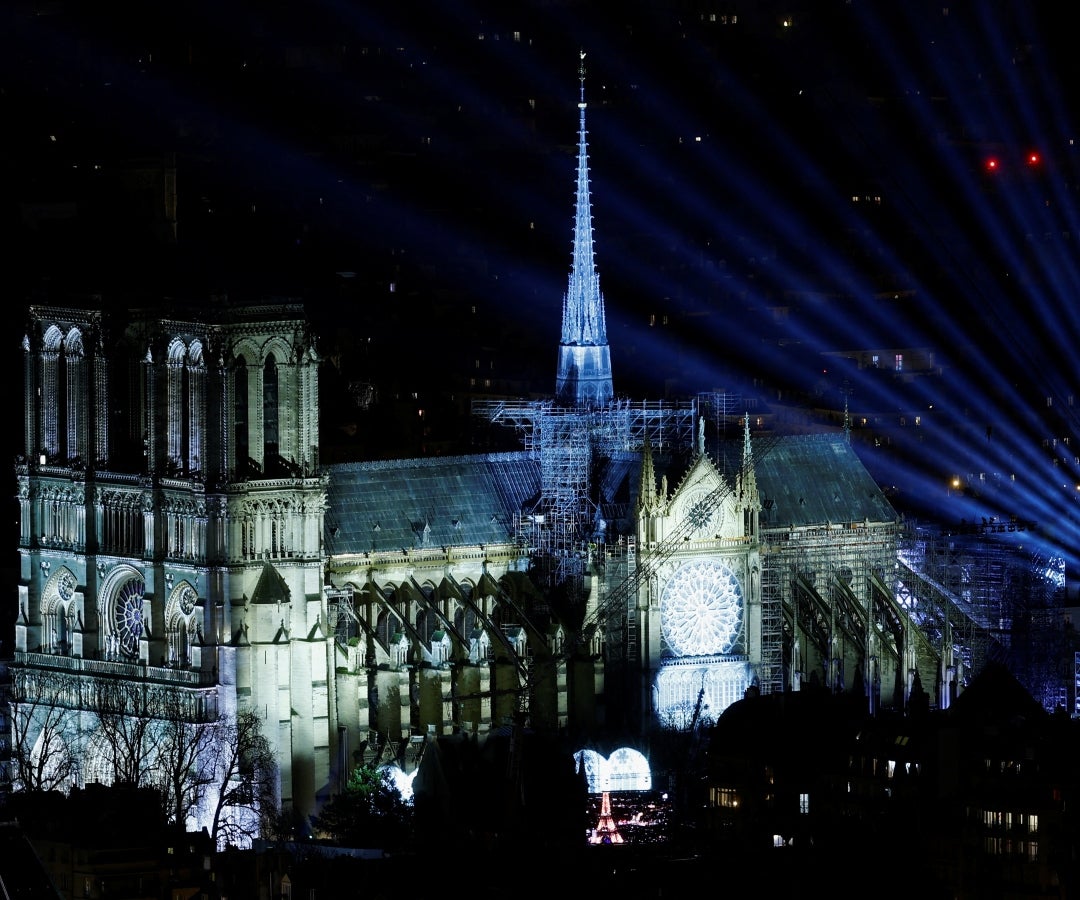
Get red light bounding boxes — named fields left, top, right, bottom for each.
left=1027, top=151, right=1041, bottom=166
left=985, top=157, right=1000, bottom=172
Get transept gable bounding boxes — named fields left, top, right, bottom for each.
left=664, top=453, right=742, bottom=542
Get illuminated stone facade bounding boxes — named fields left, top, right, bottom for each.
left=14, top=304, right=332, bottom=826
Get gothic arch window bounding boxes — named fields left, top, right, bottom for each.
left=187, top=341, right=205, bottom=473
left=165, top=339, right=206, bottom=475
left=39, top=325, right=86, bottom=462
left=166, top=339, right=188, bottom=471
left=63, top=328, right=86, bottom=462
left=263, top=356, right=279, bottom=461
left=233, top=358, right=250, bottom=470
left=492, top=588, right=517, bottom=628
left=165, top=581, right=200, bottom=667
left=41, top=566, right=79, bottom=655
left=376, top=606, right=400, bottom=651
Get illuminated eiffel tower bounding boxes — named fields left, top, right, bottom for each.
left=589, top=791, right=625, bottom=845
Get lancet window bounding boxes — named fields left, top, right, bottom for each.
left=263, top=357, right=279, bottom=461
left=376, top=605, right=402, bottom=655
left=165, top=339, right=206, bottom=475
left=165, top=582, right=200, bottom=668
left=39, top=325, right=87, bottom=463
left=233, top=361, right=249, bottom=469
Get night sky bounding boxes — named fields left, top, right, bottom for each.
left=2, top=1, right=1078, bottom=572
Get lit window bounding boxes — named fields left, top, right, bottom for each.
left=894, top=353, right=903, bottom=372
left=712, top=787, right=738, bottom=808
left=773, top=834, right=784, bottom=847
left=1029, top=814, right=1039, bottom=834
left=798, top=793, right=809, bottom=814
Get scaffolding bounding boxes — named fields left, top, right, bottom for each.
left=896, top=520, right=1068, bottom=706
left=477, top=397, right=698, bottom=588
left=759, top=521, right=902, bottom=697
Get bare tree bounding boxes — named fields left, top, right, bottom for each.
left=204, top=709, right=277, bottom=849
left=9, top=668, right=82, bottom=792
left=93, top=677, right=160, bottom=786
left=153, top=689, right=218, bottom=828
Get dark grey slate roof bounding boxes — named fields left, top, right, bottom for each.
left=324, top=434, right=896, bottom=557
left=326, top=452, right=542, bottom=556
left=754, top=433, right=898, bottom=530
left=251, top=559, right=291, bottom=604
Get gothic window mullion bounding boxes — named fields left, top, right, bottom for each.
left=94, top=351, right=108, bottom=466
left=65, top=350, right=83, bottom=461
left=167, top=360, right=184, bottom=468
left=42, top=349, right=59, bottom=458
left=188, top=365, right=204, bottom=473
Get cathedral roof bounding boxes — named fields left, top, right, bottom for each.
left=326, top=451, right=542, bottom=555
left=324, top=433, right=896, bottom=557
left=753, top=433, right=898, bottom=530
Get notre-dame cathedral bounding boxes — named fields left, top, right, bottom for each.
left=11, top=59, right=936, bottom=836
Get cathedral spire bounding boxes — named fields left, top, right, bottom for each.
left=555, top=50, right=614, bottom=409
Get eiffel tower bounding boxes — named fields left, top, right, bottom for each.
left=589, top=791, right=625, bottom=845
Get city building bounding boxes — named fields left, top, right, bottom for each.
left=702, top=663, right=1079, bottom=897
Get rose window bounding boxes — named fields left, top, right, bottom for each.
left=660, top=560, right=743, bottom=657
left=114, top=578, right=146, bottom=659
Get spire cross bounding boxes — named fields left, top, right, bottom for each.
left=579, top=49, right=586, bottom=106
